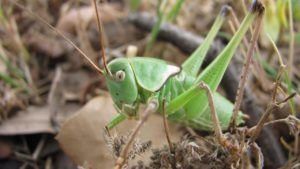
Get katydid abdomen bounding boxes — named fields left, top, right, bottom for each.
left=153, top=68, right=243, bottom=131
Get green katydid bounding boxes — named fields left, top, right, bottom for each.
left=15, top=0, right=264, bottom=131
left=104, top=1, right=264, bottom=131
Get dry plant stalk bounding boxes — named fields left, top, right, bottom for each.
left=287, top=0, right=295, bottom=79
left=114, top=101, right=158, bottom=169
left=229, top=6, right=264, bottom=130
left=162, top=99, right=174, bottom=153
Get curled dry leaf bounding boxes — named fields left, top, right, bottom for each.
left=56, top=95, right=182, bottom=168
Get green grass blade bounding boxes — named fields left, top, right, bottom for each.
left=0, top=72, right=19, bottom=88
left=166, top=0, right=184, bottom=21
left=130, top=0, right=142, bottom=11
left=283, top=70, right=296, bottom=115
left=145, top=10, right=164, bottom=51
left=0, top=52, right=25, bottom=80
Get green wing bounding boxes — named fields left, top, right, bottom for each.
left=129, top=57, right=180, bottom=92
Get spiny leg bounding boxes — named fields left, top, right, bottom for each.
left=198, top=82, right=224, bottom=144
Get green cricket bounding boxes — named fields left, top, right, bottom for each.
left=15, top=0, right=264, bottom=131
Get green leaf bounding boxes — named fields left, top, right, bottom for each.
left=292, top=0, right=300, bottom=20
left=276, top=0, right=288, bottom=27
left=263, top=0, right=280, bottom=43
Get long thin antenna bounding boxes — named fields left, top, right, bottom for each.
left=92, top=0, right=111, bottom=76
left=13, top=2, right=104, bottom=75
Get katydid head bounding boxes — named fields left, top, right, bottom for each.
left=92, top=0, right=139, bottom=116
left=105, top=58, right=140, bottom=117
left=104, top=57, right=181, bottom=117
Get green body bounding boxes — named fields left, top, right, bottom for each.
left=105, top=4, right=260, bottom=131
left=107, top=57, right=242, bottom=130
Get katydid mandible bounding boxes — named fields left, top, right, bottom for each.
left=16, top=0, right=264, bottom=131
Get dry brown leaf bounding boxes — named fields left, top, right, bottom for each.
left=56, top=95, right=182, bottom=168
left=0, top=104, right=79, bottom=135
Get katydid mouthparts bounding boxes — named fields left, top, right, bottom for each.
left=14, top=0, right=264, bottom=131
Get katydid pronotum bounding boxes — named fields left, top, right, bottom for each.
left=14, top=0, right=264, bottom=132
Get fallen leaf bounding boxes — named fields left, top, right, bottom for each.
left=56, top=95, right=182, bottom=168
left=0, top=104, right=79, bottom=135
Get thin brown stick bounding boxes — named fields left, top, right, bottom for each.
left=229, top=7, right=264, bottom=130
left=92, top=0, right=112, bottom=76
left=295, top=131, right=299, bottom=156
left=263, top=117, right=291, bottom=127
left=241, top=146, right=251, bottom=169
left=47, top=67, right=63, bottom=131
left=228, top=5, right=270, bottom=92
left=228, top=7, right=250, bottom=50
left=162, top=99, right=174, bottom=153
left=287, top=0, right=295, bottom=79
left=252, top=143, right=264, bottom=169
left=263, top=115, right=299, bottom=134
left=114, top=101, right=158, bottom=169
left=247, top=75, right=288, bottom=142
left=227, top=20, right=247, bottom=57
left=32, top=135, right=47, bottom=160
left=248, top=103, right=278, bottom=144
left=248, top=93, right=296, bottom=143
left=199, top=82, right=224, bottom=144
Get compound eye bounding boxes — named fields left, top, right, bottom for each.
left=115, top=70, right=126, bottom=81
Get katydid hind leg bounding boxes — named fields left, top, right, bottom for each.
left=194, top=2, right=263, bottom=89
left=166, top=82, right=243, bottom=131
left=182, top=5, right=229, bottom=77
left=183, top=1, right=263, bottom=120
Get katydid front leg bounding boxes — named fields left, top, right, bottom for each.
left=106, top=103, right=140, bottom=130
left=106, top=113, right=127, bottom=130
